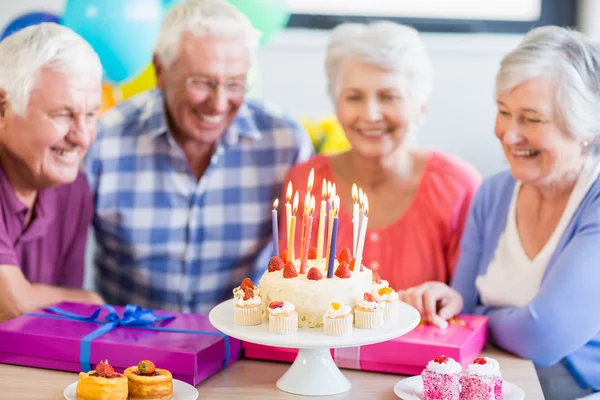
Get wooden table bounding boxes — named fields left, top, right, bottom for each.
left=0, top=346, right=544, bottom=399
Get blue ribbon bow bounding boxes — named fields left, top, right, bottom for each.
left=25, top=304, right=230, bottom=372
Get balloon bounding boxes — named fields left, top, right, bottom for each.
left=227, top=0, right=290, bottom=46
left=61, top=0, right=163, bottom=84
left=161, top=0, right=182, bottom=9
left=1, top=12, right=60, bottom=41
left=121, top=64, right=157, bottom=99
left=100, top=84, right=117, bottom=114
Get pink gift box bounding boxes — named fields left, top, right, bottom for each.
left=0, top=302, right=241, bottom=385
left=243, top=314, right=488, bottom=375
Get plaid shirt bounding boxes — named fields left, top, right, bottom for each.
left=84, top=89, right=313, bottom=314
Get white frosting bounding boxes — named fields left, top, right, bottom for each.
left=356, top=299, right=385, bottom=310
left=466, top=357, right=501, bottom=376
left=269, top=301, right=296, bottom=315
left=372, top=280, right=389, bottom=293
left=376, top=290, right=399, bottom=302
left=236, top=295, right=262, bottom=307
left=426, top=357, right=462, bottom=374
left=324, top=304, right=352, bottom=318
left=259, top=258, right=373, bottom=327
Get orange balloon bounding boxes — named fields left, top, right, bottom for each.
left=100, top=84, right=116, bottom=114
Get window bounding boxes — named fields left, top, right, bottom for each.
left=286, top=0, right=577, bottom=33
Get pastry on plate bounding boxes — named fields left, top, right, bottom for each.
left=76, top=360, right=128, bottom=400
left=124, top=360, right=173, bottom=400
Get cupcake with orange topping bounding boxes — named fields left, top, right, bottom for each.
left=268, top=300, right=298, bottom=334
left=234, top=287, right=263, bottom=325
left=375, top=287, right=400, bottom=320
left=323, top=302, right=353, bottom=336
left=233, top=277, right=260, bottom=300
left=371, top=271, right=389, bottom=295
left=354, top=292, right=385, bottom=329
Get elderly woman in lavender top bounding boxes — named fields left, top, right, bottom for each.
left=0, top=23, right=105, bottom=322
left=400, top=26, right=600, bottom=399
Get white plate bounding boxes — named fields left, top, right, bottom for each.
left=209, top=299, right=421, bottom=349
left=63, top=378, right=198, bottom=400
left=393, top=376, right=525, bottom=400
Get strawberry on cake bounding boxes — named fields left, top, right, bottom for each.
left=421, top=355, right=461, bottom=400
left=459, top=357, right=503, bottom=400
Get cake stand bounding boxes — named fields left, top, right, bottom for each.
left=209, top=300, right=421, bottom=397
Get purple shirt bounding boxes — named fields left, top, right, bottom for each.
left=0, top=163, right=93, bottom=287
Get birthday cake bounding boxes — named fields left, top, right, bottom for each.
left=259, top=250, right=373, bottom=328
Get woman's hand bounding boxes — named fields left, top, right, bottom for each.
left=398, top=281, right=464, bottom=328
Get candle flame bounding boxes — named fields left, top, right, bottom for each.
left=322, top=178, right=327, bottom=198
left=359, top=188, right=364, bottom=206
left=335, top=195, right=341, bottom=214
left=331, top=183, right=337, bottom=200
left=352, top=183, right=358, bottom=202
left=293, top=191, right=299, bottom=214
left=304, top=192, right=311, bottom=211
left=286, top=182, right=292, bottom=201
left=307, top=169, right=315, bottom=191
left=273, top=199, right=279, bottom=209
left=327, top=181, right=332, bottom=197
left=310, top=195, right=316, bottom=214
left=364, top=195, right=369, bottom=216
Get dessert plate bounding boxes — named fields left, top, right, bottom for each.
left=63, top=378, right=198, bottom=400
left=393, top=376, right=525, bottom=400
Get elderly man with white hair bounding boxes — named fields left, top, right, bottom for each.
left=0, top=23, right=105, bottom=322
left=283, top=21, right=481, bottom=291
left=84, top=0, right=313, bottom=314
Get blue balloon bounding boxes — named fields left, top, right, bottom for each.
left=1, top=12, right=60, bottom=41
left=61, top=0, right=163, bottom=84
left=162, top=0, right=182, bottom=8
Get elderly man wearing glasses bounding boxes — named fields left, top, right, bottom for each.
left=83, top=0, right=313, bottom=314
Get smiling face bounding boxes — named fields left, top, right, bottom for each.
left=495, top=77, right=587, bottom=187
left=335, top=60, right=425, bottom=160
left=155, top=32, right=250, bottom=146
left=0, top=67, right=101, bottom=190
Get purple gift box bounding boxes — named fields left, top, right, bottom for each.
left=0, top=302, right=241, bottom=385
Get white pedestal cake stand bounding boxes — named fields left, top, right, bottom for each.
left=209, top=299, right=421, bottom=397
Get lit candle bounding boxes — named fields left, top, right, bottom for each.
left=325, top=183, right=336, bottom=265
left=327, top=196, right=340, bottom=278
left=355, top=195, right=369, bottom=272
left=359, top=187, right=365, bottom=232
left=287, top=191, right=299, bottom=262
left=352, top=183, right=359, bottom=257
left=300, top=195, right=316, bottom=274
left=300, top=170, right=315, bottom=263
left=316, top=179, right=327, bottom=263
left=285, top=182, right=292, bottom=246
left=272, top=199, right=279, bottom=257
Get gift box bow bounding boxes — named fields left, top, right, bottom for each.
left=25, top=304, right=230, bottom=372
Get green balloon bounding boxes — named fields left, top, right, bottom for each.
left=228, top=0, right=290, bottom=46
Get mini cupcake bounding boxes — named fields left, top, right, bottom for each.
left=234, top=288, right=263, bottom=326
left=375, top=287, right=400, bottom=320
left=268, top=301, right=298, bottom=334
left=459, top=357, right=503, bottom=400
left=421, top=355, right=461, bottom=400
left=323, top=302, right=353, bottom=336
left=354, top=292, right=385, bottom=329
left=371, top=271, right=389, bottom=294
left=233, top=277, right=260, bottom=299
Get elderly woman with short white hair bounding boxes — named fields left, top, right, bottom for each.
left=400, top=26, right=600, bottom=399
left=283, top=21, right=481, bottom=290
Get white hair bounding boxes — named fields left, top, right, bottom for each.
left=325, top=21, right=434, bottom=105
left=0, top=22, right=102, bottom=116
left=154, top=0, right=261, bottom=70
left=496, top=25, right=600, bottom=155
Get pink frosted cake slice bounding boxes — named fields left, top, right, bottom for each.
left=421, top=355, right=461, bottom=400
left=459, top=357, right=503, bottom=400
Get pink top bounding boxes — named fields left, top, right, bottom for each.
left=279, top=151, right=482, bottom=290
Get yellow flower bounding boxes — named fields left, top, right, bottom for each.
left=300, top=114, right=351, bottom=154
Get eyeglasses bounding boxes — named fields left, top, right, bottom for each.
left=185, top=76, right=248, bottom=96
